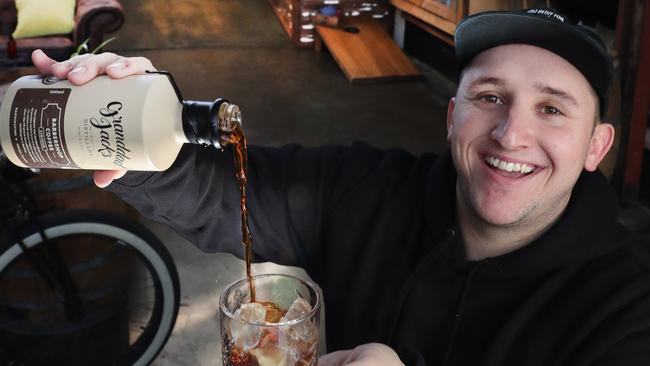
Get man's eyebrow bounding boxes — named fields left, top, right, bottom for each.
left=533, top=83, right=579, bottom=107
left=467, top=76, right=505, bottom=90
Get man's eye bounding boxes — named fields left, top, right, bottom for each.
left=480, top=95, right=503, bottom=104
left=542, top=106, right=561, bottom=115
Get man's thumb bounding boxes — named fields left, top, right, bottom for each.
left=94, top=170, right=127, bottom=188
left=318, top=349, right=354, bottom=366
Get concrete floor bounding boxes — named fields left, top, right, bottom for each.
left=102, top=1, right=453, bottom=365
left=118, top=45, right=453, bottom=155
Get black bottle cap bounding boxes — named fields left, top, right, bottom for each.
left=181, top=99, right=228, bottom=148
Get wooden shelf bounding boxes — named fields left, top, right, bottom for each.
left=268, top=1, right=293, bottom=38
left=391, top=0, right=461, bottom=35
left=401, top=12, right=454, bottom=45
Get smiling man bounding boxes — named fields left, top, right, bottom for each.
left=449, top=12, right=616, bottom=261
left=31, top=7, right=650, bottom=366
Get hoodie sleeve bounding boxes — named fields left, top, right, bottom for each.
left=589, top=330, right=650, bottom=366
left=105, top=141, right=423, bottom=269
left=105, top=142, right=356, bottom=267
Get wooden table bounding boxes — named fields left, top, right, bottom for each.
left=315, top=19, right=420, bottom=83
left=0, top=65, right=37, bottom=85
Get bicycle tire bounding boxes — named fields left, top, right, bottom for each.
left=0, top=209, right=180, bottom=366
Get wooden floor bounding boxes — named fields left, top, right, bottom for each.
left=315, top=18, right=420, bottom=83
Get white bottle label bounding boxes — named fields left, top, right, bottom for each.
left=87, top=101, right=132, bottom=168
left=2, top=74, right=192, bottom=171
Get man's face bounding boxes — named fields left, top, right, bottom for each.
left=447, top=44, right=614, bottom=229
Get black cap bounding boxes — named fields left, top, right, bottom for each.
left=454, top=8, right=613, bottom=117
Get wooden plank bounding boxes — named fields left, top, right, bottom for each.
left=616, top=0, right=634, bottom=82
left=267, top=0, right=312, bottom=48
left=421, top=0, right=456, bottom=20
left=623, top=0, right=650, bottom=197
left=316, top=19, right=420, bottom=83
left=455, top=0, right=469, bottom=23
left=401, top=12, right=454, bottom=45
left=0, top=66, right=37, bottom=85
left=267, top=0, right=293, bottom=39
left=390, top=0, right=457, bottom=35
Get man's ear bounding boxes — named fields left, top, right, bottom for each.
left=584, top=122, right=615, bottom=172
left=446, top=97, right=456, bottom=141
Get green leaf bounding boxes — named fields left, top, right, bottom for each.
left=70, top=38, right=90, bottom=57
left=91, top=36, right=118, bottom=54
left=69, top=36, right=118, bottom=57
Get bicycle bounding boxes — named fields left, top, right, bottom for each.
left=0, top=150, right=180, bottom=366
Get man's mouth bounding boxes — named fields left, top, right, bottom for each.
left=484, top=156, right=537, bottom=177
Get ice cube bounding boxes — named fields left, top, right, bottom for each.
left=250, top=344, right=290, bottom=366
left=284, top=335, right=318, bottom=366
left=283, top=298, right=312, bottom=321
left=231, top=302, right=267, bottom=351
left=234, top=302, right=267, bottom=323
left=260, top=301, right=285, bottom=323
left=281, top=298, right=317, bottom=344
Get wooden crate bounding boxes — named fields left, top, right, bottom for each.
left=268, top=0, right=392, bottom=47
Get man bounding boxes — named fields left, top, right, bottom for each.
left=32, top=8, right=650, bottom=366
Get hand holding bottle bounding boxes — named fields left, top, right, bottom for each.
left=2, top=50, right=237, bottom=183
left=31, top=49, right=155, bottom=187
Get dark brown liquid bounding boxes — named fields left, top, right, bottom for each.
left=219, top=121, right=255, bottom=302
left=225, top=302, right=290, bottom=366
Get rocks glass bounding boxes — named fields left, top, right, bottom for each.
left=219, top=274, right=321, bottom=366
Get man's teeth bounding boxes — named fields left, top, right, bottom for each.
left=486, top=157, right=534, bottom=174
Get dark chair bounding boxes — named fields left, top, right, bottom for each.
left=0, top=0, right=124, bottom=67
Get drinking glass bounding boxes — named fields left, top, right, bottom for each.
left=219, top=273, right=321, bottom=366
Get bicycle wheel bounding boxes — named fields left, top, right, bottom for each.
left=0, top=209, right=180, bottom=366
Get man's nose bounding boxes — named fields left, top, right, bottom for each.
left=490, top=105, right=534, bottom=150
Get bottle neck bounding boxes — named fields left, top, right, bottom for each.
left=182, top=99, right=241, bottom=148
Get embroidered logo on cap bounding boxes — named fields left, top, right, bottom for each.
left=526, top=9, right=566, bottom=23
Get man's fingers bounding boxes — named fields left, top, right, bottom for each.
left=319, top=344, right=405, bottom=366
left=32, top=50, right=156, bottom=86
left=105, top=56, right=157, bottom=78
left=318, top=350, right=354, bottom=366
left=47, top=53, right=92, bottom=79
left=31, top=49, right=57, bottom=75
left=94, top=170, right=127, bottom=188
left=65, top=52, right=123, bottom=85
left=319, top=350, right=352, bottom=366
left=32, top=49, right=90, bottom=79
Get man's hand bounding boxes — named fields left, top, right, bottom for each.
left=31, top=49, right=156, bottom=187
left=318, top=343, right=405, bottom=366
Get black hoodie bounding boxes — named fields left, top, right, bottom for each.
left=107, top=142, right=650, bottom=366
